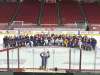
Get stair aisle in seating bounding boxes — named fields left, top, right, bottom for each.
left=83, top=3, right=100, bottom=24
left=83, top=3, right=100, bottom=31
left=0, top=3, right=17, bottom=23
left=61, top=1, right=83, bottom=28
left=0, top=3, right=17, bottom=29
left=15, top=1, right=40, bottom=25
left=41, top=3, right=57, bottom=26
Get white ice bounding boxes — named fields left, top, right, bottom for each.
left=0, top=34, right=100, bottom=71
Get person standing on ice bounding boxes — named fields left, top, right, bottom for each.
left=78, top=39, right=82, bottom=49
left=40, top=51, right=50, bottom=70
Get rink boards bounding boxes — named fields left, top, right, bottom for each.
left=0, top=47, right=100, bottom=72
left=0, top=31, right=100, bottom=72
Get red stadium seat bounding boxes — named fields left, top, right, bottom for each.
left=0, top=3, right=17, bottom=23
left=42, top=3, right=57, bottom=26
left=16, top=2, right=40, bottom=23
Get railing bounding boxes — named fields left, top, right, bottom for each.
left=0, top=30, right=100, bottom=72
left=9, top=21, right=86, bottom=30
left=0, top=46, right=100, bottom=72
left=0, top=21, right=100, bottom=30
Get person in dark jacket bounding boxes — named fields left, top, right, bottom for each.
left=3, top=36, right=9, bottom=48
left=40, top=51, right=50, bottom=70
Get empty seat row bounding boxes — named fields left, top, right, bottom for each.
left=16, top=2, right=40, bottom=23
left=0, top=3, right=17, bottom=23
left=0, top=1, right=100, bottom=30
left=42, top=3, right=57, bottom=26
left=83, top=3, right=100, bottom=24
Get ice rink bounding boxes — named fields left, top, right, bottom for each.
left=0, top=47, right=100, bottom=71
left=0, top=31, right=100, bottom=72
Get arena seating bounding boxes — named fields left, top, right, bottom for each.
left=0, top=3, right=17, bottom=23
left=61, top=1, right=83, bottom=24
left=83, top=3, right=100, bottom=24
left=82, top=3, right=100, bottom=31
left=0, top=0, right=100, bottom=30
left=16, top=1, right=40, bottom=23
left=42, top=3, right=57, bottom=26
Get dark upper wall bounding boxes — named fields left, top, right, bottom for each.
left=0, top=0, right=99, bottom=3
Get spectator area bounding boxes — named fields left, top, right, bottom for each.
left=0, top=0, right=100, bottom=30
left=41, top=3, right=57, bottom=26
left=16, top=1, right=40, bottom=23
left=84, top=3, right=100, bottom=24
left=61, top=1, right=83, bottom=24
left=0, top=3, right=17, bottom=23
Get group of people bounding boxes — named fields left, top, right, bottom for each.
left=3, top=33, right=97, bottom=50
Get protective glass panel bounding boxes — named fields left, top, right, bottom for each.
left=0, top=30, right=100, bottom=72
